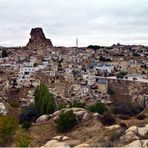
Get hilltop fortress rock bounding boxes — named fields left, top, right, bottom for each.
left=26, top=27, right=53, bottom=50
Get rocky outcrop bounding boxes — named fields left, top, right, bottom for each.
left=41, top=136, right=70, bottom=148
left=52, top=108, right=89, bottom=121
left=41, top=136, right=90, bottom=148
left=26, top=27, right=53, bottom=50
left=41, top=140, right=70, bottom=148
left=125, top=140, right=148, bottom=148
left=36, top=115, right=50, bottom=123
left=121, top=124, right=148, bottom=145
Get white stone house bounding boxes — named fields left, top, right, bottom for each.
left=94, top=64, right=114, bottom=73
left=18, top=66, right=35, bottom=80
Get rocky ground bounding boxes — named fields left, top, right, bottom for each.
left=24, top=108, right=148, bottom=147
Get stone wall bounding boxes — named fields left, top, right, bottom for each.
left=108, top=79, right=148, bottom=106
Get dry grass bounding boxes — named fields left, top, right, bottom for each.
left=21, top=111, right=148, bottom=147
left=28, top=115, right=106, bottom=147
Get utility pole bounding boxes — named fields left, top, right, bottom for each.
left=76, top=38, right=78, bottom=47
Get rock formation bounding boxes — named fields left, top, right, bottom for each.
left=26, top=27, right=53, bottom=50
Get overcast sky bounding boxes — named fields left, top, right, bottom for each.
left=0, top=0, right=148, bottom=47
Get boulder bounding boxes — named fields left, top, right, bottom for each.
left=42, top=140, right=70, bottom=148
left=63, top=136, right=70, bottom=141
left=74, top=111, right=86, bottom=119
left=52, top=136, right=63, bottom=141
left=52, top=136, right=70, bottom=141
left=51, top=141, right=70, bottom=147
left=123, top=131, right=139, bottom=143
left=126, top=140, right=148, bottom=148
left=74, top=143, right=90, bottom=148
left=125, top=126, right=138, bottom=133
left=53, top=108, right=89, bottom=121
left=0, top=103, right=7, bottom=115
left=52, top=110, right=60, bottom=116
left=93, top=113, right=100, bottom=117
left=137, top=126, right=148, bottom=137
left=141, top=140, right=148, bottom=147
left=42, top=140, right=58, bottom=148
left=65, top=108, right=88, bottom=120
left=125, top=140, right=142, bottom=147
left=82, top=113, right=89, bottom=120
left=41, top=136, right=71, bottom=148
left=36, top=115, right=49, bottom=123
left=105, top=125, right=120, bottom=130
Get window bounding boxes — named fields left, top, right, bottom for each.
left=24, top=72, right=29, bottom=75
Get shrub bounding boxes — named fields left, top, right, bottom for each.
left=112, top=102, right=144, bottom=116
left=19, top=104, right=38, bottom=124
left=0, top=115, right=18, bottom=145
left=130, top=104, right=144, bottom=115
left=57, top=102, right=67, bottom=110
left=56, top=110, right=77, bottom=132
left=88, top=101, right=106, bottom=114
left=10, top=101, right=20, bottom=108
left=70, top=100, right=86, bottom=108
left=15, top=131, right=31, bottom=147
left=22, top=121, right=32, bottom=129
left=136, top=114, right=146, bottom=120
left=116, top=71, right=127, bottom=79
left=101, top=114, right=116, bottom=126
left=112, top=104, right=131, bottom=115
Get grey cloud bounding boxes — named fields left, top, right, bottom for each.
left=0, top=0, right=148, bottom=46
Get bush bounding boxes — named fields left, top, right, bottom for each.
left=19, top=104, right=38, bottom=124
left=88, top=102, right=106, bottom=114
left=70, top=100, right=86, bottom=108
left=15, top=131, right=31, bottom=147
left=22, top=121, right=32, bottom=129
left=10, top=101, right=20, bottom=108
left=112, top=102, right=144, bottom=116
left=130, top=104, right=144, bottom=115
left=116, top=71, right=127, bottom=79
left=136, top=114, right=146, bottom=120
left=56, top=110, right=77, bottom=132
left=57, top=102, right=67, bottom=110
left=101, top=114, right=116, bottom=126
left=0, top=115, right=18, bottom=145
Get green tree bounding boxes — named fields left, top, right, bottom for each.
left=116, top=71, right=128, bottom=79
left=0, top=115, right=18, bottom=145
left=56, top=110, right=77, bottom=132
left=34, top=83, right=56, bottom=115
